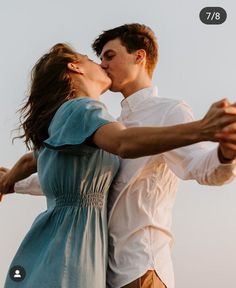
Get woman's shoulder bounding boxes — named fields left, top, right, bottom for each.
left=44, top=97, right=114, bottom=150
left=59, top=97, right=106, bottom=113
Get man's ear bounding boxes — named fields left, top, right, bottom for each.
left=135, top=49, right=146, bottom=64
left=67, top=62, right=83, bottom=74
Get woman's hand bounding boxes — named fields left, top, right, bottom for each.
left=0, top=167, right=14, bottom=202
left=199, top=99, right=236, bottom=142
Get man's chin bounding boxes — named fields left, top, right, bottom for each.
left=108, top=83, right=121, bottom=92
left=109, top=87, right=119, bottom=92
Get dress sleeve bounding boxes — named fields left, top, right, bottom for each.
left=44, top=97, right=115, bottom=151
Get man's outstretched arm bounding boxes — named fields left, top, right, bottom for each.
left=163, top=103, right=236, bottom=185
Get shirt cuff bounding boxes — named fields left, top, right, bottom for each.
left=214, top=147, right=236, bottom=176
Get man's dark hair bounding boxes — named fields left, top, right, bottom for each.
left=92, top=23, right=158, bottom=77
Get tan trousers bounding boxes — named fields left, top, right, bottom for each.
left=121, top=270, right=166, bottom=288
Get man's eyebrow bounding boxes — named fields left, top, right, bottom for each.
left=100, top=49, right=114, bottom=60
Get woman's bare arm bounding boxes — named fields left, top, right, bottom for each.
left=0, top=152, right=37, bottom=197
left=93, top=100, right=236, bottom=158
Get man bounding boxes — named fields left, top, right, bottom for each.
left=1, top=24, right=236, bottom=288
left=91, top=24, right=236, bottom=288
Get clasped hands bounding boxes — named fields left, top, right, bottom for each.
left=0, top=167, right=11, bottom=201
left=211, top=99, right=236, bottom=162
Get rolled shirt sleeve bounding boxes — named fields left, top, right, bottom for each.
left=14, top=173, right=43, bottom=196
left=163, top=101, right=236, bottom=185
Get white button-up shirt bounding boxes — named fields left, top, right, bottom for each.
left=106, top=86, right=236, bottom=288
left=15, top=86, right=236, bottom=288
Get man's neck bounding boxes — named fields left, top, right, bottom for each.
left=121, top=81, right=153, bottom=98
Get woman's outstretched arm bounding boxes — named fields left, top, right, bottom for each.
left=93, top=100, right=236, bottom=158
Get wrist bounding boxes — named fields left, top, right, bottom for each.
left=193, top=120, right=208, bottom=142
left=2, top=174, right=15, bottom=194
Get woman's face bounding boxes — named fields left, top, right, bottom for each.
left=77, top=54, right=112, bottom=93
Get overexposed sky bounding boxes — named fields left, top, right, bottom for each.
left=0, top=1, right=236, bottom=287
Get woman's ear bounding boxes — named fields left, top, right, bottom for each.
left=67, top=62, right=83, bottom=74
left=135, top=49, right=146, bottom=64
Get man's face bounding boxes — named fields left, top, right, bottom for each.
left=100, top=38, right=138, bottom=94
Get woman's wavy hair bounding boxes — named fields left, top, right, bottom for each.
left=17, top=43, right=79, bottom=150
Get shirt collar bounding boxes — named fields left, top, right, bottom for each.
left=120, top=86, right=158, bottom=114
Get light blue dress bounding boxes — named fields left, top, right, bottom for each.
left=4, top=98, right=120, bottom=288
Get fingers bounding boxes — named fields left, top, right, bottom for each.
left=215, top=123, right=236, bottom=144
left=220, top=143, right=236, bottom=158
left=222, top=123, right=236, bottom=133
left=221, top=143, right=236, bottom=150
left=224, top=106, right=236, bottom=115
left=0, top=167, right=9, bottom=173
left=212, top=98, right=234, bottom=107
left=212, top=98, right=230, bottom=108
left=216, top=135, right=236, bottom=144
left=217, top=116, right=236, bottom=131
left=212, top=99, right=236, bottom=115
left=0, top=171, right=6, bottom=179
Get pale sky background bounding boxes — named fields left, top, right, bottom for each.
left=0, top=0, right=236, bottom=287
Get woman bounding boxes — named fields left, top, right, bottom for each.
left=1, top=43, right=235, bottom=288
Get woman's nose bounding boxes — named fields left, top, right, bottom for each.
left=100, top=60, right=108, bottom=69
